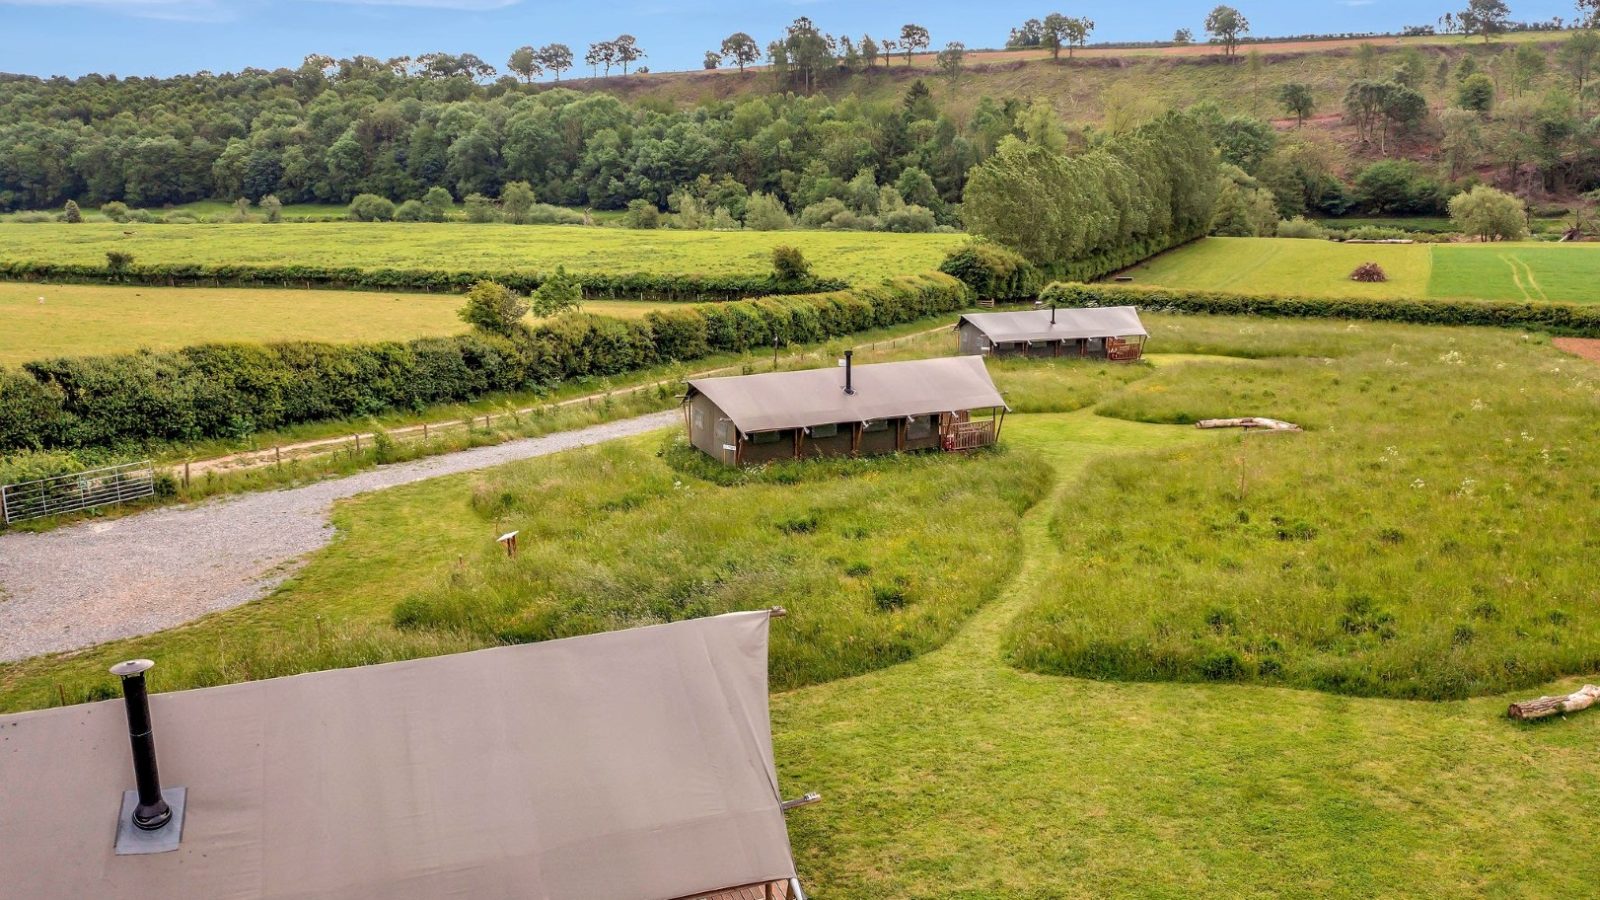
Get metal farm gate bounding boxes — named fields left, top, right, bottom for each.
left=1, top=461, right=156, bottom=525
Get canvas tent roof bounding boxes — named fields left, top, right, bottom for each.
left=0, top=611, right=796, bottom=900
left=687, top=356, right=1007, bottom=435
left=959, top=306, right=1147, bottom=343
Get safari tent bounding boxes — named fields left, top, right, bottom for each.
left=0, top=611, right=809, bottom=900
left=683, top=355, right=1008, bottom=466
left=957, top=306, right=1148, bottom=361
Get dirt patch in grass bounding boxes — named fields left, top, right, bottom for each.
left=1553, top=337, right=1600, bottom=363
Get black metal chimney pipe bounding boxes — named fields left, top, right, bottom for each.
left=111, top=660, right=172, bottom=831
left=844, top=350, right=855, bottom=395
left=1051, top=304, right=1057, bottom=325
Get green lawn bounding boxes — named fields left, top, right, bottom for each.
left=1428, top=243, right=1600, bottom=303
left=0, top=282, right=678, bottom=367
left=0, top=222, right=962, bottom=284
left=1121, top=237, right=1434, bottom=298
left=1124, top=237, right=1600, bottom=304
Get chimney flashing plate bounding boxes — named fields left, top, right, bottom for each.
left=114, top=787, right=186, bottom=855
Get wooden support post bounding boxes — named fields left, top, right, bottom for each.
left=183, top=461, right=190, bottom=488
left=354, top=434, right=361, bottom=454
left=497, top=531, right=520, bottom=558
left=423, top=422, right=429, bottom=440
left=274, top=446, right=282, bottom=466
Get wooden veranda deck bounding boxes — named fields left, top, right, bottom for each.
left=687, top=880, right=792, bottom=900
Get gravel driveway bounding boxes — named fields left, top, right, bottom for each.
left=0, top=411, right=678, bottom=663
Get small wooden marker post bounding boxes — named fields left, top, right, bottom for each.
left=497, top=530, right=519, bottom=558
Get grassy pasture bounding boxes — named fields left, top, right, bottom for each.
left=1125, top=237, right=1600, bottom=303
left=0, top=282, right=680, bottom=367
left=0, top=434, right=1053, bottom=707
left=1007, top=316, right=1600, bottom=700
left=2, top=314, right=1599, bottom=894
left=0, top=222, right=962, bottom=284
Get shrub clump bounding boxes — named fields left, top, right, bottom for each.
left=939, top=241, right=1041, bottom=300
left=771, top=245, right=811, bottom=283
left=348, top=194, right=396, bottom=222
left=1275, top=216, right=1325, bottom=240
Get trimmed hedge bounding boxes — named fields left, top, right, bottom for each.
left=1040, top=282, right=1600, bottom=336
left=0, top=273, right=971, bottom=452
left=0, top=260, right=846, bottom=302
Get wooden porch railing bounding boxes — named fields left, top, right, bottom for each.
left=943, top=421, right=997, bottom=451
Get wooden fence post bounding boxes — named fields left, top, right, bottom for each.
left=183, top=462, right=190, bottom=488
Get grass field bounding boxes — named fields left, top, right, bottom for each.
left=775, top=409, right=1600, bottom=897
left=0, top=222, right=962, bottom=284
left=1429, top=244, right=1600, bottom=303
left=3, top=314, right=1597, bottom=894
left=0, top=282, right=679, bottom=367
left=1123, top=237, right=1600, bottom=303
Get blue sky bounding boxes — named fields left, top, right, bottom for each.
left=0, top=0, right=1579, bottom=78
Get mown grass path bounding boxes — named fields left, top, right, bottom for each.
left=773, top=411, right=1600, bottom=898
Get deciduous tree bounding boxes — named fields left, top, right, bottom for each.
left=1449, top=184, right=1527, bottom=240
left=1063, top=17, right=1095, bottom=58
left=720, top=32, right=761, bottom=73
left=1456, top=0, right=1511, bottom=43
left=1558, top=29, right=1600, bottom=116
left=531, top=267, right=582, bottom=316
left=1205, top=6, right=1250, bottom=57
left=1580, top=0, right=1600, bottom=28
left=861, top=35, right=880, bottom=69
left=534, top=44, right=573, bottom=81
left=458, top=280, right=529, bottom=335
left=899, top=24, right=930, bottom=65
left=507, top=46, right=541, bottom=83
left=1279, top=82, right=1315, bottom=125
left=936, top=42, right=966, bottom=86
left=612, top=35, right=644, bottom=75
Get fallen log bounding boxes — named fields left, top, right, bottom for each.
left=1195, top=417, right=1303, bottom=432
left=1508, top=684, right=1600, bottom=721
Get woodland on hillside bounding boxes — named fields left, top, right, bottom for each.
left=2, top=8, right=1598, bottom=230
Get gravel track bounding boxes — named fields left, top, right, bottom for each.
left=0, top=411, right=678, bottom=663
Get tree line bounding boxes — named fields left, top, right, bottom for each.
left=0, top=61, right=1033, bottom=216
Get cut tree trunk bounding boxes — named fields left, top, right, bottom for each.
left=1195, top=417, right=1302, bottom=432
left=1507, top=685, right=1600, bottom=721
